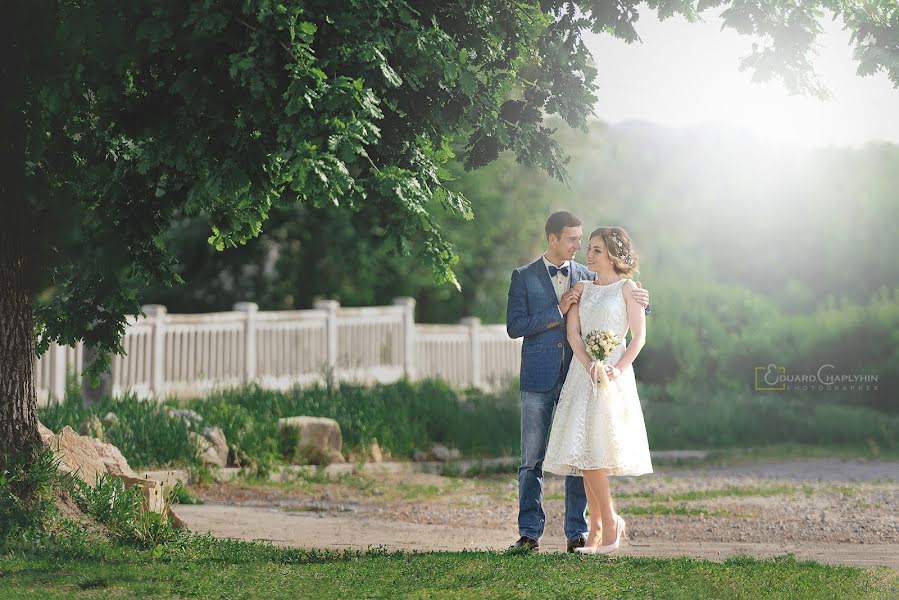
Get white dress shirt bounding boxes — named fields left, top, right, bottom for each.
left=542, top=254, right=571, bottom=317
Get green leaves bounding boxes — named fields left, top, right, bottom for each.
left=23, top=0, right=899, bottom=374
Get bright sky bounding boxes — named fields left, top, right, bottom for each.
left=583, top=8, right=899, bottom=148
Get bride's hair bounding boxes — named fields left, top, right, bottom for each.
left=590, top=226, right=640, bottom=276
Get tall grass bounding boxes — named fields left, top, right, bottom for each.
left=39, top=388, right=198, bottom=469
left=37, top=378, right=898, bottom=470
left=188, top=378, right=521, bottom=463
left=643, top=389, right=899, bottom=451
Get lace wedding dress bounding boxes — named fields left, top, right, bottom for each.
left=543, top=278, right=653, bottom=477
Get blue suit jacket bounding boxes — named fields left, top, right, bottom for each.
left=506, top=258, right=596, bottom=392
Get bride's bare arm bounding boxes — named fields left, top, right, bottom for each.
left=614, top=279, right=647, bottom=373
left=566, top=282, right=594, bottom=370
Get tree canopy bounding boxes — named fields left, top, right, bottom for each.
left=2, top=0, right=897, bottom=457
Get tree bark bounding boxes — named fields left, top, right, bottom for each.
left=0, top=236, right=39, bottom=464
left=0, top=2, right=40, bottom=465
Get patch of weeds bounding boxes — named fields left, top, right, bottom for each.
left=66, top=473, right=183, bottom=548
left=0, top=446, right=61, bottom=548
left=168, top=481, right=203, bottom=505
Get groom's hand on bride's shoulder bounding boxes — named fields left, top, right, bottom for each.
left=632, top=281, right=650, bottom=308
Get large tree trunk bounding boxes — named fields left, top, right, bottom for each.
left=0, top=236, right=39, bottom=464
left=0, top=2, right=39, bottom=465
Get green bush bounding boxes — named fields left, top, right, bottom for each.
left=0, top=447, right=60, bottom=548
left=189, top=378, right=521, bottom=461
left=66, top=473, right=181, bottom=548
left=644, top=390, right=899, bottom=450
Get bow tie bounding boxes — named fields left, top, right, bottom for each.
left=548, top=264, right=569, bottom=277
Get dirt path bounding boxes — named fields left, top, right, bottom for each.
left=178, top=458, right=899, bottom=569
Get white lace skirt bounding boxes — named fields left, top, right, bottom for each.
left=543, top=359, right=653, bottom=477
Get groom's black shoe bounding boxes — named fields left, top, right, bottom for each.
left=567, top=537, right=587, bottom=553
left=510, top=536, right=539, bottom=552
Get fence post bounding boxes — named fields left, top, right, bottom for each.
left=142, top=304, right=167, bottom=397
left=48, top=342, right=67, bottom=403
left=314, top=299, right=340, bottom=379
left=461, top=317, right=482, bottom=388
left=393, top=297, right=416, bottom=380
left=234, top=302, right=258, bottom=383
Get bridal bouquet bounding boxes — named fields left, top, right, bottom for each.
left=584, top=329, right=620, bottom=391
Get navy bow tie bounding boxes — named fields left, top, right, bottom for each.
left=548, top=264, right=569, bottom=277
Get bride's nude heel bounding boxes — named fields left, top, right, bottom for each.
left=595, top=515, right=625, bottom=555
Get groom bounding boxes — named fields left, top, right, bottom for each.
left=506, top=211, right=651, bottom=552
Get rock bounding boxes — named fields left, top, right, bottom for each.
left=413, top=449, right=429, bottom=462
left=430, top=443, right=450, bottom=461
left=369, top=439, right=384, bottom=463
left=190, top=431, right=226, bottom=468
left=119, top=475, right=166, bottom=514
left=37, top=421, right=55, bottom=445
left=448, top=447, right=462, bottom=461
left=101, top=412, right=119, bottom=428
left=45, top=425, right=107, bottom=487
left=278, top=416, right=344, bottom=465
left=202, top=427, right=229, bottom=466
left=167, top=408, right=204, bottom=427
left=41, top=424, right=167, bottom=516
left=80, top=416, right=104, bottom=441
left=91, top=438, right=137, bottom=478
left=167, top=506, right=187, bottom=529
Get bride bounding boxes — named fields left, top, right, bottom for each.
left=543, top=226, right=653, bottom=555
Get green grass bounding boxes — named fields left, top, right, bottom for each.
left=618, top=485, right=798, bottom=502
left=697, top=443, right=899, bottom=464
left=620, top=505, right=745, bottom=517
left=1, top=535, right=895, bottom=599
left=37, top=378, right=898, bottom=476
left=235, top=470, right=467, bottom=502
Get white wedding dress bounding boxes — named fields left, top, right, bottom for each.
left=543, top=278, right=653, bottom=477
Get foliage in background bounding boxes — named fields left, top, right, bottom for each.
left=181, top=379, right=522, bottom=465
left=140, top=122, right=899, bottom=413
left=17, top=0, right=898, bottom=381
left=37, top=379, right=898, bottom=473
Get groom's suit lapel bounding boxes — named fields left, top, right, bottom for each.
left=532, top=258, right=557, bottom=302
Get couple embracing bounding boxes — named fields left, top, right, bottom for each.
left=506, top=211, right=653, bottom=555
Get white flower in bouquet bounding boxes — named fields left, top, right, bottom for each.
left=584, top=329, right=620, bottom=363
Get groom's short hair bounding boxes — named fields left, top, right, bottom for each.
left=545, top=211, right=582, bottom=239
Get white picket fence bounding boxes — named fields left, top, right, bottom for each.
left=34, top=298, right=522, bottom=406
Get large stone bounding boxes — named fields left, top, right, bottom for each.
left=189, top=431, right=227, bottom=468
left=91, top=438, right=138, bottom=479
left=37, top=421, right=55, bottom=445
left=45, top=425, right=107, bottom=486
left=430, top=443, right=450, bottom=461
left=80, top=416, right=104, bottom=441
left=167, top=408, right=204, bottom=427
left=202, top=427, right=229, bottom=467
left=368, top=439, right=384, bottom=463
left=278, top=416, right=345, bottom=465
left=40, top=423, right=167, bottom=516
left=101, top=412, right=119, bottom=428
